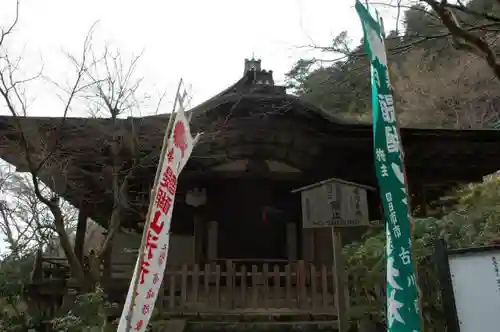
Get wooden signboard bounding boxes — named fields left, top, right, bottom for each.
left=292, top=177, right=376, bottom=332
left=294, top=177, right=373, bottom=228
left=448, top=246, right=500, bottom=332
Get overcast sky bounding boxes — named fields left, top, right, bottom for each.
left=0, top=0, right=399, bottom=117
left=0, top=0, right=398, bottom=254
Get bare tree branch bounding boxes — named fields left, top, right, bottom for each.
left=0, top=7, right=96, bottom=287
left=0, top=0, right=19, bottom=47
left=421, top=0, right=500, bottom=80
left=72, top=46, right=150, bottom=263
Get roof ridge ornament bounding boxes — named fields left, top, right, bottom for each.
left=244, top=57, right=261, bottom=74
left=243, top=58, right=275, bottom=86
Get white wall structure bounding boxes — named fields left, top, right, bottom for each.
left=449, top=248, right=500, bottom=332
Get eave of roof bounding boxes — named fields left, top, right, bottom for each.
left=2, top=66, right=500, bottom=230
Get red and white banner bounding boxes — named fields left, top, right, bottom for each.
left=117, top=97, right=200, bottom=332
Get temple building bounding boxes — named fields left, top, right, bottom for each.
left=1, top=58, right=500, bottom=330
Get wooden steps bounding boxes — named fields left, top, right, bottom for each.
left=150, top=319, right=340, bottom=332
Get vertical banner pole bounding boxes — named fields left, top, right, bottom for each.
left=355, top=1, right=423, bottom=332
left=377, top=7, right=423, bottom=320
left=122, top=77, right=192, bottom=332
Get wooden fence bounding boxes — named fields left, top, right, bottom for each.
left=157, top=261, right=342, bottom=313
left=31, top=256, right=346, bottom=314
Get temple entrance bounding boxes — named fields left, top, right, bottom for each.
left=215, top=179, right=287, bottom=260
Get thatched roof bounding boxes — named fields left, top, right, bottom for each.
left=1, top=61, right=500, bottom=230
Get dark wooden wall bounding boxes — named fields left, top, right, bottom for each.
left=167, top=176, right=442, bottom=262
left=169, top=178, right=302, bottom=260
left=209, top=179, right=299, bottom=260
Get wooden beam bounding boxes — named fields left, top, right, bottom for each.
left=193, top=213, right=204, bottom=264
left=291, top=176, right=376, bottom=193
left=207, top=221, right=218, bottom=261
left=180, top=170, right=306, bottom=182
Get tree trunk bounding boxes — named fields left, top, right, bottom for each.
left=52, top=207, right=89, bottom=290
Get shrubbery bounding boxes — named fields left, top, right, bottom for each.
left=0, top=258, right=110, bottom=332
left=2, top=175, right=499, bottom=330
left=344, top=173, right=500, bottom=330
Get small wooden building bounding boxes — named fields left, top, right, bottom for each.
left=2, top=58, right=500, bottom=328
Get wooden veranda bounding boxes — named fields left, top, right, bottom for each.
left=29, top=254, right=353, bottom=324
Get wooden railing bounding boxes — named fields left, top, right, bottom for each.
left=31, top=256, right=344, bottom=314
left=157, top=261, right=341, bottom=313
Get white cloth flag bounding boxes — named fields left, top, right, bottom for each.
left=117, top=105, right=200, bottom=332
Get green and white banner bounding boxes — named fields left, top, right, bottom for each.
left=355, top=2, right=422, bottom=332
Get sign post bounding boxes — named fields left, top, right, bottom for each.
left=435, top=242, right=500, bottom=332
left=294, top=178, right=372, bottom=229
left=331, top=226, right=347, bottom=332
left=293, top=177, right=376, bottom=332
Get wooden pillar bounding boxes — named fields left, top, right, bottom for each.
left=332, top=228, right=348, bottom=332
left=74, top=209, right=88, bottom=264
left=286, top=222, right=297, bottom=262
left=207, top=221, right=218, bottom=261
left=101, top=231, right=113, bottom=282
left=302, top=228, right=315, bottom=263
left=193, top=214, right=204, bottom=263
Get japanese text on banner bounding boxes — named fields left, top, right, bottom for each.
left=356, top=1, right=422, bottom=332
left=117, top=105, right=200, bottom=332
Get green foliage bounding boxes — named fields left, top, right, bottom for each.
left=0, top=253, right=110, bottom=331
left=467, top=0, right=500, bottom=16
left=403, top=4, right=443, bottom=40
left=51, top=287, right=110, bottom=332
left=285, top=30, right=371, bottom=120
left=0, top=255, right=33, bottom=299
left=344, top=173, right=500, bottom=329
left=285, top=59, right=316, bottom=94
left=0, top=255, right=37, bottom=332
left=287, top=1, right=500, bottom=128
